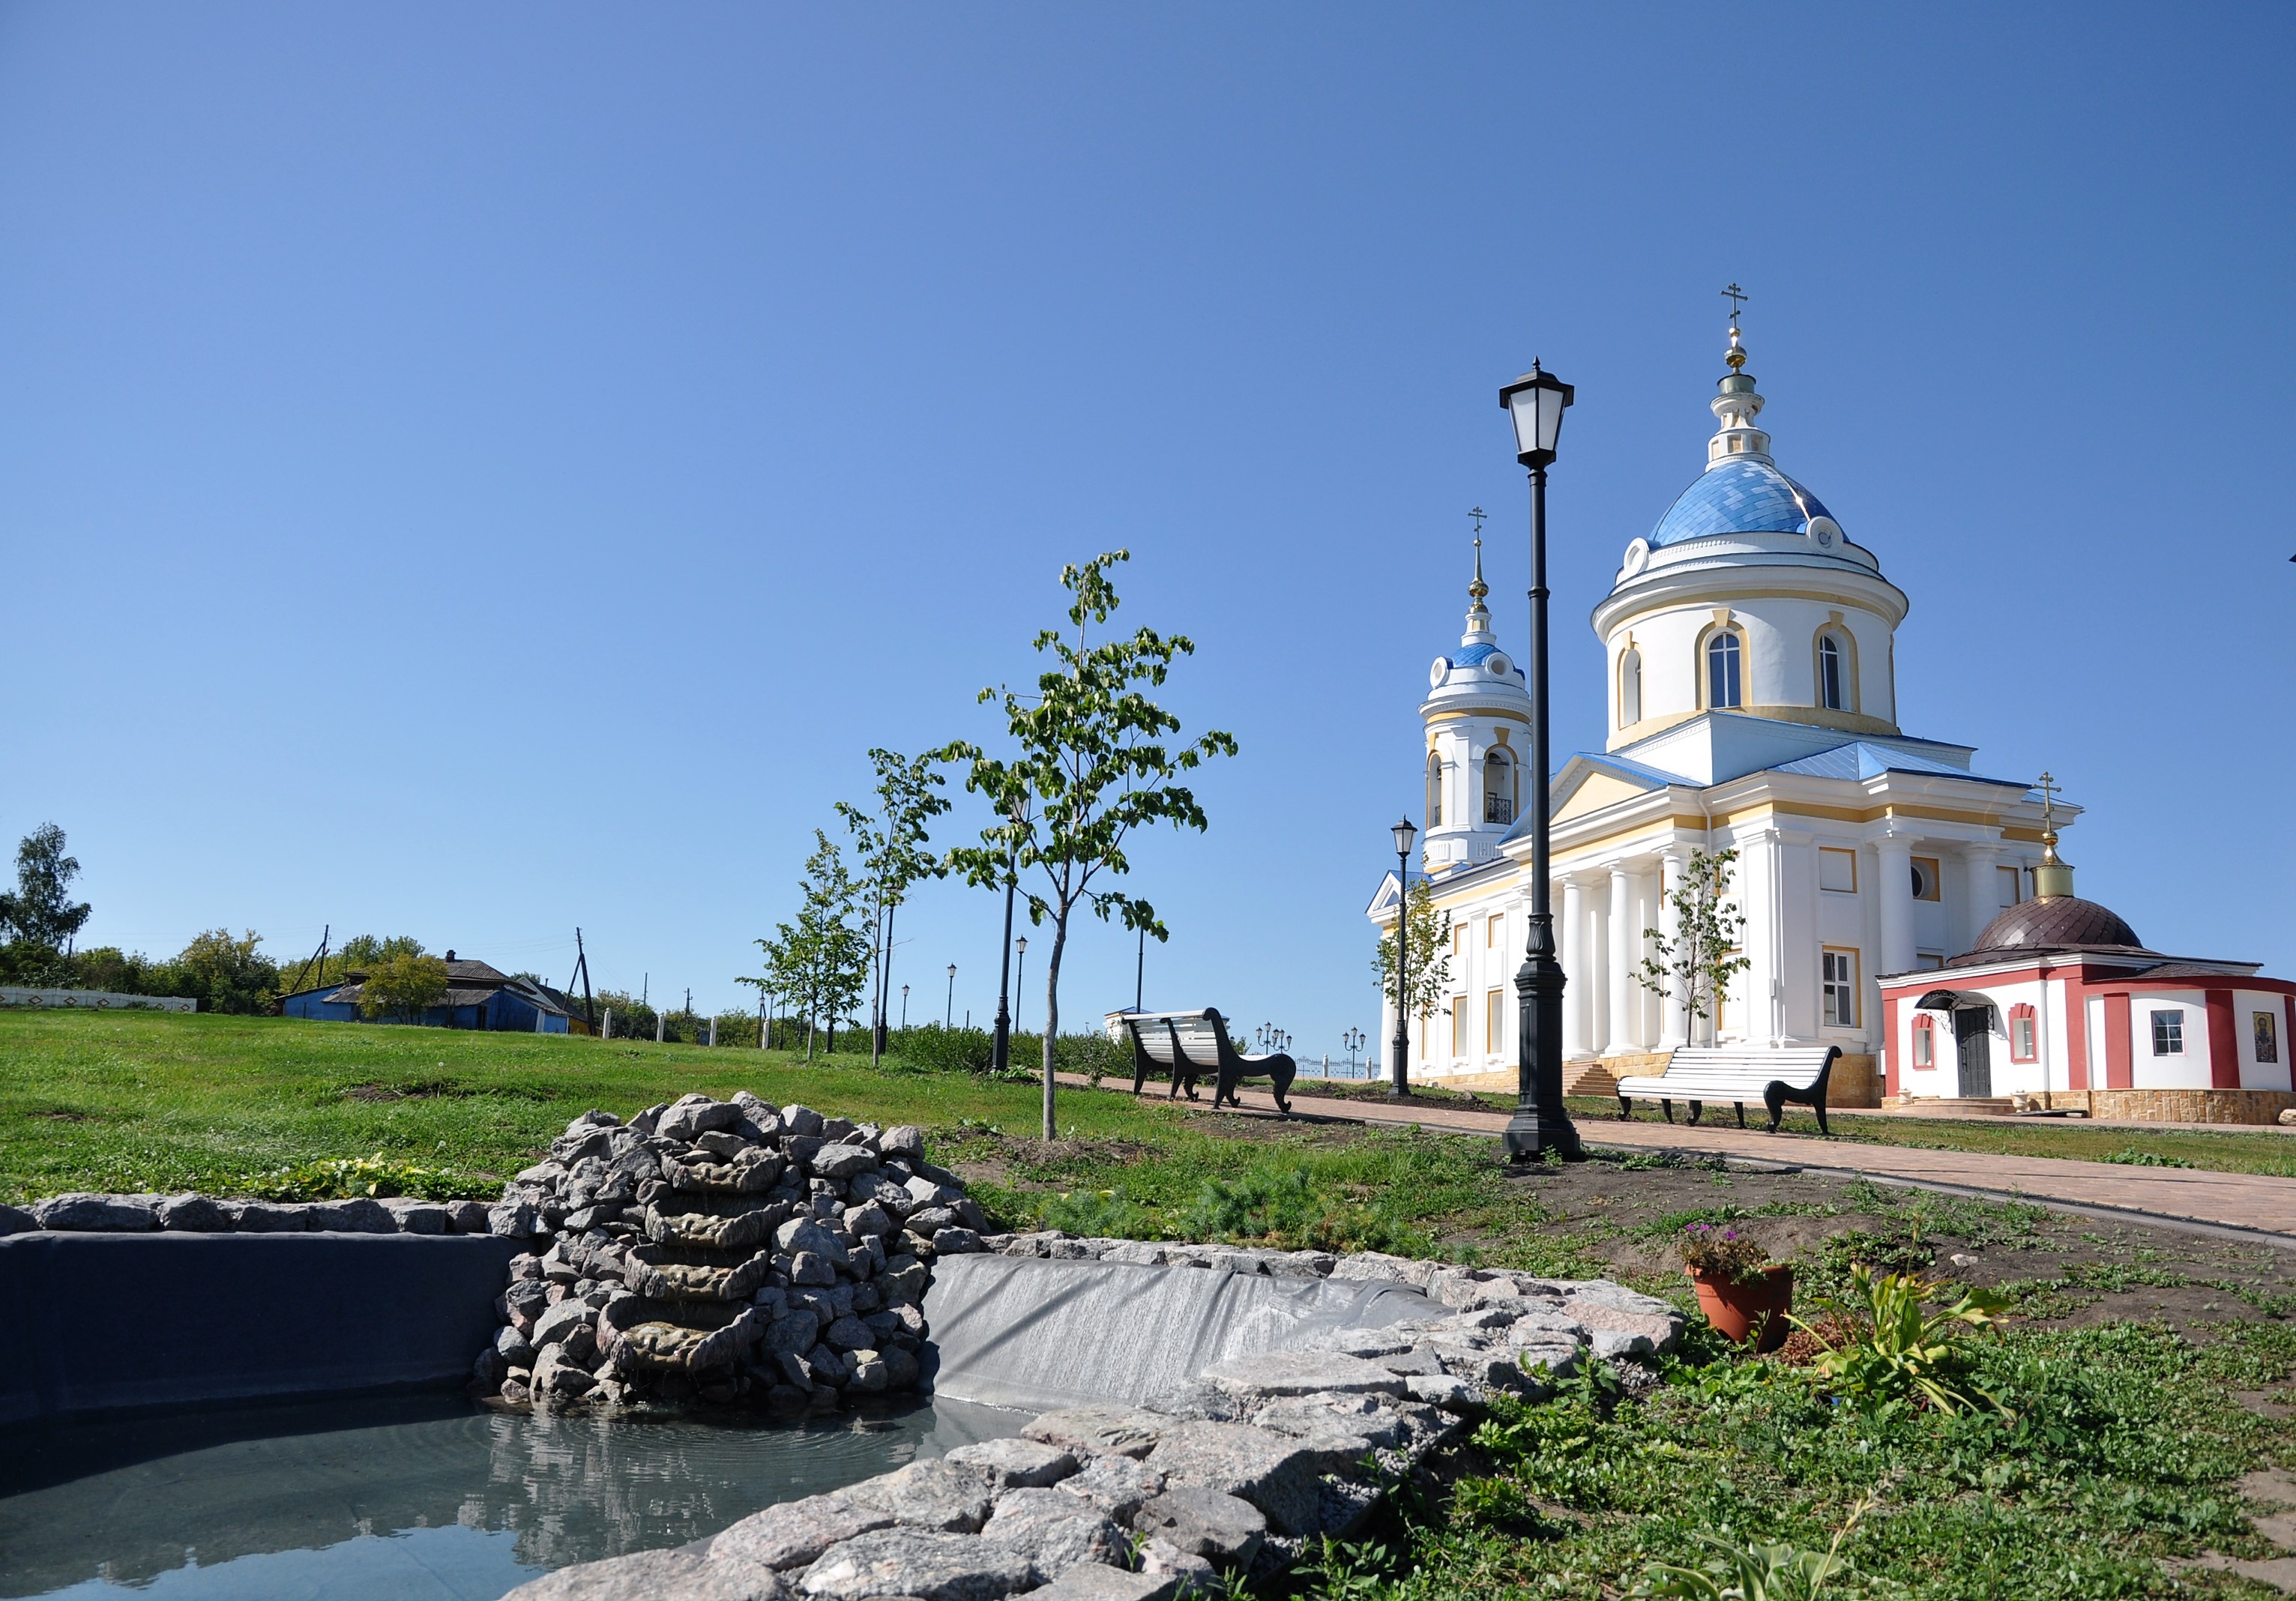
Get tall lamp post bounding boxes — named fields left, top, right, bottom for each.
left=900, top=984, right=909, bottom=1030
left=991, top=790, right=1027, bottom=1075
left=1498, top=361, right=1585, bottom=1163
left=1388, top=817, right=1417, bottom=1097
left=1013, top=937, right=1028, bottom=1036
left=1344, top=1025, right=1365, bottom=1079
left=944, top=964, right=957, bottom=1029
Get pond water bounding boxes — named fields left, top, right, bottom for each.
left=0, top=1392, right=1022, bottom=1600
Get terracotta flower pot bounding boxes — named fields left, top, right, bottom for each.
left=1688, top=1263, right=1794, bottom=1353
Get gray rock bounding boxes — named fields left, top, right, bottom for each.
left=156, top=1193, right=232, bottom=1231
left=708, top=1495, right=897, bottom=1570
left=300, top=1197, right=399, bottom=1233
left=933, top=1228, right=984, bottom=1255
left=531, top=1344, right=597, bottom=1401
left=1133, top=1484, right=1268, bottom=1567
left=445, top=1199, right=492, bottom=1233
left=660, top=1094, right=743, bottom=1142
left=498, top=1546, right=789, bottom=1600
left=777, top=1216, right=853, bottom=1267
left=824, top=1315, right=873, bottom=1351
left=811, top=1145, right=878, bottom=1181
left=878, top=1124, right=926, bottom=1161
left=834, top=1459, right=995, bottom=1533
left=382, top=1198, right=450, bottom=1234
left=945, top=1438, right=1078, bottom=1489
left=1404, top=1375, right=1479, bottom=1411
left=903, top=1174, right=960, bottom=1210
left=980, top=1486, right=1130, bottom=1576
left=1325, top=1250, right=1434, bottom=1288
left=489, top=1199, right=540, bottom=1238
left=1145, top=1421, right=1328, bottom=1536
left=1025, top=1564, right=1181, bottom=1601
left=0, top=1203, right=37, bottom=1235
left=798, top=1528, right=1037, bottom=1601
left=31, top=1193, right=159, bottom=1231
left=844, top=1202, right=894, bottom=1238
left=1250, top=1395, right=1410, bottom=1454
left=789, top=1251, right=838, bottom=1287
left=695, top=1130, right=753, bottom=1161
left=1200, top=1351, right=1408, bottom=1402
left=1025, top=1405, right=1174, bottom=1460
left=1561, top=1295, right=1683, bottom=1354
left=1591, top=1327, right=1656, bottom=1360
left=906, top=1205, right=959, bottom=1236
left=781, top=1105, right=826, bottom=1139
left=232, top=1199, right=309, bottom=1231
left=1058, top=1453, right=1166, bottom=1525
left=533, top=1297, right=598, bottom=1348
left=495, top=1324, right=537, bottom=1368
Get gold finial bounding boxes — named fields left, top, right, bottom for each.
left=1468, top=511, right=1488, bottom=603
left=1721, top=283, right=1749, bottom=372
left=2034, top=771, right=2076, bottom=898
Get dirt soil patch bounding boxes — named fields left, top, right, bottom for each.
left=1489, top=1155, right=2296, bottom=1339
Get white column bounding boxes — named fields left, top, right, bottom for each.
left=1657, top=851, right=1688, bottom=1048
left=1607, top=866, right=1636, bottom=1055
left=1586, top=889, right=1609, bottom=1056
left=1962, top=840, right=2000, bottom=954
left=1875, top=835, right=1916, bottom=979
left=1560, top=878, right=1589, bottom=1059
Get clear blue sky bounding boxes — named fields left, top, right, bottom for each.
left=4, top=5, right=2291, bottom=1052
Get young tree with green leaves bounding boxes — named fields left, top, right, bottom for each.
left=0, top=823, right=92, bottom=954
left=1636, top=847, right=1753, bottom=1044
left=748, top=831, right=870, bottom=1059
left=1371, top=878, right=1453, bottom=1075
left=941, top=551, right=1237, bottom=1140
left=835, top=748, right=950, bottom=1066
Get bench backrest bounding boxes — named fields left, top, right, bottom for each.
left=1662, top=1046, right=1837, bottom=1085
left=1112, top=1009, right=1231, bottom=1065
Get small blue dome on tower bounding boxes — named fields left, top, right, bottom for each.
left=1648, top=457, right=1834, bottom=548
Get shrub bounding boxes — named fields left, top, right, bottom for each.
left=253, top=1154, right=486, bottom=1201
left=889, top=1024, right=996, bottom=1074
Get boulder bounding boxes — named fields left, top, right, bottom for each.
left=495, top=1324, right=537, bottom=1368
left=780, top=1105, right=826, bottom=1139
left=1131, top=1485, right=1268, bottom=1567
left=0, top=1203, right=37, bottom=1236
left=933, top=1228, right=984, bottom=1255
left=1030, top=1564, right=1181, bottom=1601
left=382, top=1199, right=451, bottom=1235
left=498, top=1546, right=789, bottom=1600
left=1145, top=1421, right=1329, bottom=1536
left=1200, top=1351, right=1408, bottom=1402
left=979, top=1486, right=1131, bottom=1576
left=531, top=1344, right=597, bottom=1402
left=156, top=1193, right=233, bottom=1231
left=810, top=1145, right=878, bottom=1181
left=945, top=1438, right=1078, bottom=1489
left=798, top=1528, right=1038, bottom=1601
left=878, top=1125, right=926, bottom=1160
left=1058, top=1453, right=1166, bottom=1525
left=489, top=1200, right=540, bottom=1238
left=31, top=1193, right=158, bottom=1231
left=1024, top=1405, right=1173, bottom=1460
left=834, top=1459, right=995, bottom=1534
left=445, top=1199, right=492, bottom=1233
left=708, top=1495, right=897, bottom=1570
left=659, top=1094, right=744, bottom=1142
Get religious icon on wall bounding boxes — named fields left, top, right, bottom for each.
left=2257, top=1011, right=2281, bottom=1065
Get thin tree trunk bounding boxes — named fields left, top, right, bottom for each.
left=1041, top=917, right=1067, bottom=1141
left=869, top=893, right=887, bottom=1066
left=879, top=899, right=899, bottom=1058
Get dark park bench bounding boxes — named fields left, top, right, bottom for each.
left=1613, top=1044, right=1841, bottom=1135
left=1112, top=1008, right=1297, bottom=1115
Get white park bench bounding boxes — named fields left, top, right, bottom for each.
left=1612, top=1044, right=1842, bottom=1135
left=1108, top=1008, right=1297, bottom=1115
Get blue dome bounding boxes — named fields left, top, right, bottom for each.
left=1650, top=458, right=1834, bottom=548
left=1444, top=642, right=1527, bottom=682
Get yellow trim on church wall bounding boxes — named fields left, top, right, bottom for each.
left=1554, top=771, right=1651, bottom=823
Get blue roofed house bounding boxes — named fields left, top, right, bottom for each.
left=282, top=952, right=575, bottom=1033
left=1367, top=315, right=2077, bottom=1112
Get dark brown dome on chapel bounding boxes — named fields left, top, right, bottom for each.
left=1966, top=894, right=2145, bottom=958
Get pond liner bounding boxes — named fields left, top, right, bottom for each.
left=0, top=1231, right=522, bottom=1426
left=918, top=1251, right=1436, bottom=1412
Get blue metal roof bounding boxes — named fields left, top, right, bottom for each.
left=1650, top=458, right=1834, bottom=547
left=1768, top=742, right=2028, bottom=786
left=1444, top=642, right=1527, bottom=681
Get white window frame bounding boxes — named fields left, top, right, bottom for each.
left=1822, top=948, right=1860, bottom=1028
left=2150, top=1010, right=2184, bottom=1056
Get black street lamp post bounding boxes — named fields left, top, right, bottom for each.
left=991, top=792, right=1026, bottom=1075
left=1498, top=361, right=1585, bottom=1163
left=944, top=964, right=956, bottom=1030
left=1388, top=817, right=1417, bottom=1097
left=1343, top=1025, right=1365, bottom=1079
left=1013, top=937, right=1028, bottom=1037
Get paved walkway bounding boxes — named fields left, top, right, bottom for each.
left=1075, top=1075, right=2296, bottom=1243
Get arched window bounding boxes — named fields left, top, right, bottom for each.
left=1911, top=1013, right=1936, bottom=1068
left=1818, top=634, right=1845, bottom=711
left=1618, top=648, right=1642, bottom=727
left=1425, top=751, right=1443, bottom=827
left=2009, top=1003, right=2037, bottom=1064
left=1705, top=630, right=1743, bottom=709
left=1483, top=750, right=1513, bottom=824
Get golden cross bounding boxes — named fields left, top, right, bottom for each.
left=1721, top=283, right=1747, bottom=322
left=1469, top=506, right=1486, bottom=537
left=2036, top=771, right=2059, bottom=819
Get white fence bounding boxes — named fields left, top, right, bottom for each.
left=0, top=987, right=196, bottom=1013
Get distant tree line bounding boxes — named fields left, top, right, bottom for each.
left=0, top=823, right=451, bottom=1016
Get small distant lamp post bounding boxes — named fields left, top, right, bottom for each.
left=900, top=984, right=909, bottom=1030
left=945, top=964, right=956, bottom=1029
left=1344, top=1025, right=1365, bottom=1079
left=1014, top=936, right=1028, bottom=1037
left=1389, top=817, right=1418, bottom=1097
left=1497, top=360, right=1584, bottom=1163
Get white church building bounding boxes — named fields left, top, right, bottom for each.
left=1365, top=320, right=2287, bottom=1118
